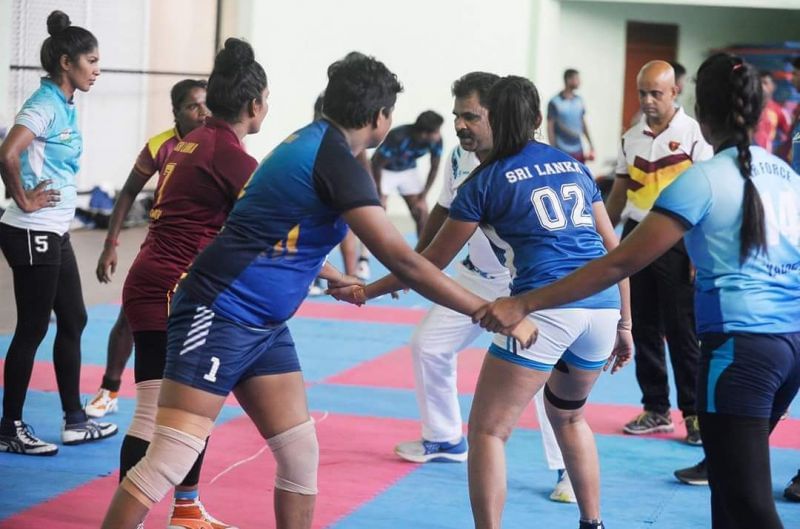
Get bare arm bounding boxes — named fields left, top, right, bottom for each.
left=363, top=214, right=475, bottom=299
left=423, top=155, right=441, bottom=196
left=604, top=176, right=628, bottom=227
left=370, top=152, right=386, bottom=196
left=415, top=203, right=449, bottom=251
left=96, top=169, right=151, bottom=283
left=592, top=201, right=631, bottom=326
left=0, top=125, right=60, bottom=212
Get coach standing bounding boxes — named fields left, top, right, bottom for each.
left=605, top=60, right=712, bottom=446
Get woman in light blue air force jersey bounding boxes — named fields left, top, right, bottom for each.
left=478, top=54, right=800, bottom=529
left=0, top=10, right=117, bottom=457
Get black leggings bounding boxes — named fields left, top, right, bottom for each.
left=0, top=226, right=87, bottom=420
left=119, top=330, right=206, bottom=487
left=700, top=412, right=784, bottom=529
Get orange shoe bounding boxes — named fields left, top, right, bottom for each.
left=168, top=499, right=238, bottom=529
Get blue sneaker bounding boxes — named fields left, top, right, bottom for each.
left=394, top=437, right=468, bottom=463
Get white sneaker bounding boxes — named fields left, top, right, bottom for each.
left=62, top=418, right=118, bottom=445
left=0, top=420, right=58, bottom=456
left=85, top=388, right=119, bottom=418
left=550, top=470, right=577, bottom=503
left=394, top=437, right=468, bottom=463
left=356, top=258, right=371, bottom=281
left=308, top=281, right=325, bottom=297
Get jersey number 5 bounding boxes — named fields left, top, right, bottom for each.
left=531, top=183, right=593, bottom=231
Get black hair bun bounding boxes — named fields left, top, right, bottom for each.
left=214, top=38, right=255, bottom=75
left=46, top=10, right=71, bottom=36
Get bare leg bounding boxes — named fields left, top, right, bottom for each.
left=544, top=365, right=604, bottom=521
left=234, top=372, right=315, bottom=529
left=467, top=354, right=549, bottom=529
left=100, top=381, right=225, bottom=529
left=402, top=194, right=429, bottom=238
left=103, top=309, right=134, bottom=387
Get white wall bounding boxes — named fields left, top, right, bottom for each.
left=0, top=0, right=11, bottom=125
left=223, top=0, right=534, bottom=215
left=533, top=0, right=800, bottom=176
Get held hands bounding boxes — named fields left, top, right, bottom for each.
left=471, top=296, right=528, bottom=333
left=604, top=320, right=633, bottom=374
left=326, top=273, right=367, bottom=305
left=22, top=180, right=60, bottom=213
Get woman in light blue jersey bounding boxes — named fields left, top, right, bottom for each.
left=341, top=76, right=633, bottom=529
left=0, top=10, right=116, bottom=456
left=477, top=54, right=800, bottom=529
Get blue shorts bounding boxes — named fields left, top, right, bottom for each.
left=164, top=290, right=301, bottom=396
left=698, top=332, right=800, bottom=419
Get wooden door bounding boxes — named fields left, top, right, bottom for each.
left=622, top=22, right=679, bottom=128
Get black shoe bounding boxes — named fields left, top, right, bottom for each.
left=674, top=459, right=708, bottom=486
left=579, top=520, right=605, bottom=529
left=784, top=470, right=800, bottom=502
left=684, top=415, right=702, bottom=446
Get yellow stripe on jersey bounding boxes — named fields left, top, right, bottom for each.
left=626, top=158, right=692, bottom=213
left=147, top=127, right=179, bottom=159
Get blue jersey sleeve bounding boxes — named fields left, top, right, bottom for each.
left=448, top=171, right=487, bottom=223
left=546, top=98, right=557, bottom=120
left=430, top=139, right=443, bottom=158
left=652, top=164, right=713, bottom=228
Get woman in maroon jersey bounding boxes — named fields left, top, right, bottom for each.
left=117, top=38, right=267, bottom=529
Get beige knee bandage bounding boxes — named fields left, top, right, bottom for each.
left=126, top=380, right=161, bottom=441
left=268, top=419, right=319, bottom=495
left=121, top=407, right=214, bottom=508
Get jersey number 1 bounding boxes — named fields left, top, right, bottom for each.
left=531, top=183, right=593, bottom=231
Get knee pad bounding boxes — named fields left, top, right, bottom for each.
left=126, top=380, right=161, bottom=442
left=544, top=384, right=587, bottom=411
left=122, top=407, right=213, bottom=507
left=267, top=419, right=318, bottom=495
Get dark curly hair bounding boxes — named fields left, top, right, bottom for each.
left=171, top=79, right=207, bottom=113
left=452, top=72, right=500, bottom=107
left=696, top=53, right=765, bottom=263
left=413, top=111, right=444, bottom=133
left=40, top=10, right=98, bottom=79
left=206, top=38, right=267, bottom=122
left=323, top=56, right=403, bottom=129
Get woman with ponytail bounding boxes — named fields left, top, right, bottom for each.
left=0, top=11, right=117, bottom=455
left=340, top=75, right=633, bottom=529
left=476, top=54, right=800, bottom=528
left=105, top=37, right=269, bottom=529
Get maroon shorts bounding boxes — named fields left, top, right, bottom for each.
left=122, top=249, right=183, bottom=333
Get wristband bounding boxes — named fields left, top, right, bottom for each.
left=104, top=238, right=119, bottom=247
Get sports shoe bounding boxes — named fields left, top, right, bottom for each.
left=0, top=420, right=58, bottom=456
left=623, top=411, right=674, bottom=435
left=169, top=499, right=239, bottom=529
left=684, top=415, right=702, bottom=446
left=550, top=469, right=577, bottom=503
left=674, top=459, right=708, bottom=486
left=356, top=257, right=371, bottom=281
left=784, top=470, right=800, bottom=502
left=579, top=520, right=605, bottom=529
left=85, top=388, right=119, bottom=418
left=394, top=437, right=468, bottom=463
left=61, top=418, right=118, bottom=445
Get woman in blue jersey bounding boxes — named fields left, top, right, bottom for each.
left=100, top=55, right=535, bottom=529
left=0, top=10, right=116, bottom=456
left=338, top=76, right=632, bottom=529
left=477, top=54, right=800, bottom=529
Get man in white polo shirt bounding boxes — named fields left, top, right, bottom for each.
left=605, top=60, right=713, bottom=446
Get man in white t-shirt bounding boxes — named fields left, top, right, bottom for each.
left=393, top=72, right=575, bottom=503
left=605, top=60, right=713, bottom=446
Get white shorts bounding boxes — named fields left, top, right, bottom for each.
left=380, top=167, right=424, bottom=196
left=490, top=308, right=620, bottom=371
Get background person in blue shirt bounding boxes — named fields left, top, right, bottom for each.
left=0, top=10, right=117, bottom=457
left=547, top=69, right=595, bottom=163
left=371, top=111, right=444, bottom=237
left=477, top=54, right=800, bottom=529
